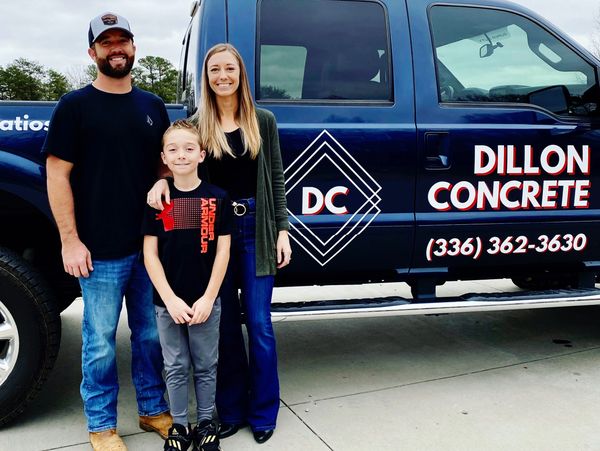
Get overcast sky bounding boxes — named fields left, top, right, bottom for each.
left=0, top=0, right=598, bottom=74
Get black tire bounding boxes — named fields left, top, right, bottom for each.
left=0, top=247, right=61, bottom=427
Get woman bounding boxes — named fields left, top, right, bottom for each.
left=148, top=43, right=291, bottom=444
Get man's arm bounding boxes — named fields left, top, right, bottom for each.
left=46, top=154, right=93, bottom=278
left=190, top=234, right=231, bottom=324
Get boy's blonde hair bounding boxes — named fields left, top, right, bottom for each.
left=162, top=119, right=202, bottom=148
left=195, top=43, right=261, bottom=160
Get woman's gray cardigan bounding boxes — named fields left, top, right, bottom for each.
left=254, top=108, right=289, bottom=276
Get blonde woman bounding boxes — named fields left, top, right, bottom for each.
left=148, top=43, right=290, bottom=444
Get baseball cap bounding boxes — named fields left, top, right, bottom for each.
left=88, top=12, right=134, bottom=47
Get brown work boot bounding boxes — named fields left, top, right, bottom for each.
left=89, top=429, right=127, bottom=451
left=139, top=411, right=173, bottom=439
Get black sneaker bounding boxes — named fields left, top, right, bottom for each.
left=192, top=420, right=221, bottom=451
left=164, top=423, right=192, bottom=451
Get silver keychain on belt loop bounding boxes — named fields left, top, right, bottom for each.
left=232, top=201, right=247, bottom=217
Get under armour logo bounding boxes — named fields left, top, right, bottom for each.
left=146, top=115, right=153, bottom=126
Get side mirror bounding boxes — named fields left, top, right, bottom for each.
left=527, top=85, right=569, bottom=114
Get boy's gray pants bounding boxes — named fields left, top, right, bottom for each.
left=155, top=299, right=221, bottom=426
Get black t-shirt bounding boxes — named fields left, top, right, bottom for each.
left=42, top=85, right=169, bottom=259
left=141, top=179, right=234, bottom=307
left=207, top=128, right=258, bottom=200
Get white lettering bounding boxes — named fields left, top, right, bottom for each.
left=0, top=120, right=13, bottom=131
left=0, top=116, right=51, bottom=133
left=428, top=181, right=452, bottom=211
left=500, top=180, right=522, bottom=210
left=505, top=145, right=523, bottom=175
left=302, top=187, right=324, bottom=215
left=574, top=180, right=591, bottom=208
left=450, top=181, right=477, bottom=211
left=324, top=186, right=349, bottom=215
left=540, top=145, right=566, bottom=175
left=567, top=145, right=590, bottom=175
left=302, top=186, right=350, bottom=215
left=523, top=145, right=541, bottom=175
left=29, top=121, right=44, bottom=131
left=474, top=145, right=496, bottom=175
left=428, top=179, right=590, bottom=211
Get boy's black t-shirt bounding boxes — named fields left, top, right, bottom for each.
left=42, top=85, right=169, bottom=259
left=142, top=179, right=234, bottom=307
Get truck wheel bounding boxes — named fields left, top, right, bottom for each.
left=0, top=248, right=61, bottom=426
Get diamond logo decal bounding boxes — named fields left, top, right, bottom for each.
left=284, top=130, right=382, bottom=266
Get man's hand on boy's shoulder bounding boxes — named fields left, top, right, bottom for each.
left=165, top=296, right=194, bottom=324
left=190, top=296, right=215, bottom=324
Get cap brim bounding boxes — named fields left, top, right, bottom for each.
left=92, top=27, right=134, bottom=45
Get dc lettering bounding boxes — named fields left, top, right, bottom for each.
left=302, top=186, right=349, bottom=215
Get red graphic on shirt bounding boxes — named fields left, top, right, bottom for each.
left=156, top=202, right=175, bottom=231
left=156, top=197, right=218, bottom=253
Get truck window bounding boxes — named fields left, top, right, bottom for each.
left=257, top=0, right=392, bottom=102
left=179, top=10, right=200, bottom=111
left=429, top=5, right=599, bottom=117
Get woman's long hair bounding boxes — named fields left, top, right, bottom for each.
left=197, top=43, right=261, bottom=159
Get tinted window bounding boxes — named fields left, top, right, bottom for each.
left=258, top=0, right=391, bottom=101
left=179, top=10, right=200, bottom=111
left=430, top=6, right=599, bottom=116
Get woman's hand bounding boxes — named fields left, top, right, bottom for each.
left=147, top=178, right=170, bottom=211
left=276, top=230, right=292, bottom=268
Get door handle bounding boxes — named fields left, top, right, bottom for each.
left=425, top=132, right=451, bottom=170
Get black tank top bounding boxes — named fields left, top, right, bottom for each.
left=207, top=128, right=258, bottom=200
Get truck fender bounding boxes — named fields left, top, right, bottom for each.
left=0, top=150, right=52, bottom=221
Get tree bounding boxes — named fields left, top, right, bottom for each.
left=132, top=56, right=178, bottom=103
left=0, top=56, right=178, bottom=102
left=0, top=58, right=46, bottom=100
left=44, top=70, right=71, bottom=100
left=65, top=64, right=97, bottom=89
left=260, top=85, right=291, bottom=100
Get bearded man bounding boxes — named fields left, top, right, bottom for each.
left=43, top=12, right=172, bottom=451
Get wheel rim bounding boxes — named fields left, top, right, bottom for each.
left=0, top=300, right=20, bottom=386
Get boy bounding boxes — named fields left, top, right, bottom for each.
left=143, top=120, right=232, bottom=451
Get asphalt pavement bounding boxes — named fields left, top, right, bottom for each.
left=2, top=279, right=600, bottom=451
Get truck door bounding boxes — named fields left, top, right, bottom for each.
left=408, top=2, right=600, bottom=284
left=228, top=0, right=417, bottom=285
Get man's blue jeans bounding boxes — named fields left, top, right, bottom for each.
left=216, top=202, right=279, bottom=432
left=78, top=252, right=168, bottom=432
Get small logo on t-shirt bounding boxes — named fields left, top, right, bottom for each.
left=146, top=115, right=153, bottom=126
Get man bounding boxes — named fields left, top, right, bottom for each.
left=44, top=12, right=172, bottom=451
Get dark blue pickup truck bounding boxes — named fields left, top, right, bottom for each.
left=2, top=0, right=600, bottom=426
